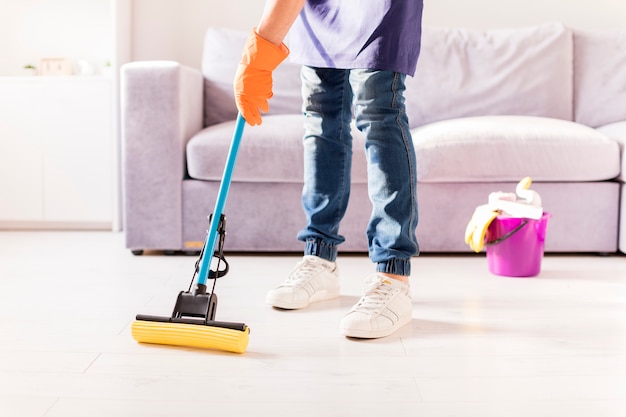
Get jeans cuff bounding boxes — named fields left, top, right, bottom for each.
left=376, top=258, right=411, bottom=276
left=304, top=238, right=338, bottom=262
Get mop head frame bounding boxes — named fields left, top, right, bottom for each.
left=132, top=282, right=250, bottom=354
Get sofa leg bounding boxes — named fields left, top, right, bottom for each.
left=131, top=249, right=144, bottom=256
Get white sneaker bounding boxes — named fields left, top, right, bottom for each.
left=340, top=274, right=412, bottom=338
left=266, top=255, right=340, bottom=309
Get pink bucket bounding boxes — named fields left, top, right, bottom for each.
left=485, top=213, right=551, bottom=277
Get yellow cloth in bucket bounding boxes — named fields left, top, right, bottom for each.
left=465, top=205, right=499, bottom=253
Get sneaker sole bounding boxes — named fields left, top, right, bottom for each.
left=266, top=288, right=341, bottom=310
left=340, top=315, right=412, bottom=339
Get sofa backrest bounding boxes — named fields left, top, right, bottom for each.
left=203, top=23, right=581, bottom=129
left=573, top=29, right=626, bottom=128
left=202, top=27, right=302, bottom=127
left=405, top=22, right=574, bottom=128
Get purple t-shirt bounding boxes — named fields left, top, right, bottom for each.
left=288, top=0, right=423, bottom=76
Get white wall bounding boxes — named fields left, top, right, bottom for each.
left=1, top=0, right=624, bottom=76
left=0, top=0, right=112, bottom=76
left=424, top=0, right=626, bottom=30
left=131, top=0, right=264, bottom=69
left=130, top=0, right=626, bottom=70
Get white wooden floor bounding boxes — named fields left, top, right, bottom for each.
left=1, top=231, right=625, bottom=417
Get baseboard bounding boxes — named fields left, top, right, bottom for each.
left=0, top=221, right=113, bottom=231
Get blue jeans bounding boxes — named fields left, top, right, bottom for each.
left=297, top=66, right=419, bottom=276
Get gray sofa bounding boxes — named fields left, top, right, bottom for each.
left=121, top=23, right=626, bottom=255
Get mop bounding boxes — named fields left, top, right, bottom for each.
left=131, top=114, right=250, bottom=354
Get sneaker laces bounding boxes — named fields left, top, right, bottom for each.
left=352, top=275, right=403, bottom=315
left=282, top=256, right=332, bottom=288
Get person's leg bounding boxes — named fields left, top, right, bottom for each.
left=266, top=66, right=353, bottom=309
left=351, top=69, right=419, bottom=276
left=297, top=66, right=355, bottom=262
left=340, top=69, right=418, bottom=338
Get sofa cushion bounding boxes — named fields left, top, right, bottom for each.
left=201, top=27, right=302, bottom=127
left=189, top=114, right=621, bottom=185
left=412, top=116, right=620, bottom=182
left=596, top=121, right=626, bottom=182
left=187, top=114, right=370, bottom=184
left=405, top=23, right=573, bottom=128
left=574, top=29, right=626, bottom=128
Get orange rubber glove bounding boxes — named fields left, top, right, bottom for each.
left=234, top=29, right=289, bottom=126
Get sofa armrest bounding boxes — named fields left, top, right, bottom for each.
left=596, top=121, right=626, bottom=182
left=121, top=61, right=204, bottom=251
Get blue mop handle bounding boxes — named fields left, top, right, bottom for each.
left=196, top=113, right=246, bottom=287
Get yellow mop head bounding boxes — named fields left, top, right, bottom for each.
left=131, top=320, right=250, bottom=354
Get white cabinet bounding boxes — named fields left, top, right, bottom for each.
left=0, top=77, right=114, bottom=228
